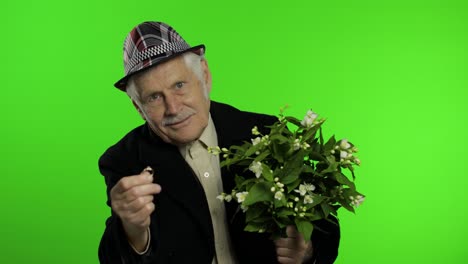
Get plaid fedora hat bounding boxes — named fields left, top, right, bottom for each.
left=114, top=21, right=205, bottom=90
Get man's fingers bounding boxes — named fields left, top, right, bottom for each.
left=276, top=247, right=294, bottom=256
left=275, top=227, right=310, bottom=264
left=275, top=238, right=292, bottom=248
left=121, top=183, right=161, bottom=201
left=111, top=167, right=155, bottom=195
left=277, top=256, right=296, bottom=264
left=122, top=201, right=156, bottom=226
left=125, top=195, right=155, bottom=213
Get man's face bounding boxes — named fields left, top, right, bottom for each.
left=132, top=55, right=212, bottom=146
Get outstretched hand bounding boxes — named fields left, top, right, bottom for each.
left=274, top=226, right=313, bottom=264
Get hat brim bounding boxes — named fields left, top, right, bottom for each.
left=114, top=44, right=205, bottom=91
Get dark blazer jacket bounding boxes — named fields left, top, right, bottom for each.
left=98, top=101, right=340, bottom=264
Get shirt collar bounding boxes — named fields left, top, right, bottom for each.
left=179, top=114, right=218, bottom=157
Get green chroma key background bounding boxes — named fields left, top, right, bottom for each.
left=2, top=0, right=467, bottom=263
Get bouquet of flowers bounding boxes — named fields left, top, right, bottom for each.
left=209, top=107, right=365, bottom=241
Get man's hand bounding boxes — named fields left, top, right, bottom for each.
left=110, top=167, right=161, bottom=251
left=275, top=225, right=313, bottom=264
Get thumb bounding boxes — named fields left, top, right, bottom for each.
left=141, top=166, right=154, bottom=182
left=286, top=225, right=298, bottom=237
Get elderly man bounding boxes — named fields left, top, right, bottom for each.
left=98, top=22, right=340, bottom=264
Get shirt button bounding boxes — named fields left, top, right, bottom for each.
left=204, top=172, right=210, bottom=178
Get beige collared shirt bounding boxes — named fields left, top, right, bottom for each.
left=179, top=115, right=238, bottom=264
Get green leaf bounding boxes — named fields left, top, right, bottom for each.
left=230, top=145, right=247, bottom=154
left=308, top=195, right=326, bottom=207
left=274, top=216, right=290, bottom=229
left=280, top=150, right=305, bottom=184
left=308, top=151, right=325, bottom=162
left=319, top=126, right=324, bottom=149
left=244, top=182, right=273, bottom=206
left=334, top=172, right=355, bottom=189
left=303, top=125, right=320, bottom=142
left=285, top=116, right=302, bottom=127
left=254, top=149, right=271, bottom=163
left=234, top=174, right=245, bottom=186
left=339, top=198, right=356, bottom=213
left=245, top=144, right=261, bottom=157
left=320, top=203, right=334, bottom=218
left=261, top=163, right=274, bottom=182
left=295, top=219, right=314, bottom=242
left=321, top=162, right=339, bottom=174
left=271, top=141, right=290, bottom=163
left=269, top=134, right=289, bottom=144
left=246, top=205, right=267, bottom=222
left=286, top=178, right=302, bottom=193
left=244, top=222, right=264, bottom=232
left=276, top=208, right=294, bottom=217
left=274, top=195, right=287, bottom=208
left=324, top=135, right=336, bottom=152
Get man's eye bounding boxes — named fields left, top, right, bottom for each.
left=175, top=82, right=184, bottom=89
left=148, top=94, right=161, bottom=102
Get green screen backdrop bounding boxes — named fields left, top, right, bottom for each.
left=3, top=0, right=467, bottom=263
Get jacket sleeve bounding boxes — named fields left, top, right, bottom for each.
left=98, top=147, right=155, bottom=264
left=307, top=217, right=341, bottom=264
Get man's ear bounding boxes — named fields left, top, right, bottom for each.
left=132, top=100, right=146, bottom=120
left=200, top=59, right=212, bottom=93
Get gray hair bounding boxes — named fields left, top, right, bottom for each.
left=127, top=52, right=207, bottom=106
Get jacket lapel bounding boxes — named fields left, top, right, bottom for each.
left=137, top=126, right=214, bottom=243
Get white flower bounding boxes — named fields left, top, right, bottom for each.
left=236, top=192, right=249, bottom=203
left=340, top=150, right=348, bottom=159
left=305, top=183, right=316, bottom=192
left=207, top=146, right=221, bottom=155
left=302, top=142, right=310, bottom=150
left=251, top=137, right=261, bottom=146
left=350, top=195, right=365, bottom=207
left=304, top=195, right=314, bottom=204
left=274, top=191, right=283, bottom=200
left=249, top=161, right=263, bottom=178
left=241, top=204, right=249, bottom=212
left=293, top=139, right=301, bottom=150
left=294, top=183, right=316, bottom=196
left=300, top=110, right=318, bottom=128
left=251, top=126, right=260, bottom=135
left=354, top=158, right=361, bottom=165
left=294, top=185, right=307, bottom=196
left=217, top=193, right=233, bottom=202
left=276, top=182, right=284, bottom=188
left=339, top=139, right=351, bottom=150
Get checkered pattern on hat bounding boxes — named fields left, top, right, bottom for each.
left=123, top=22, right=190, bottom=75
left=114, top=21, right=204, bottom=90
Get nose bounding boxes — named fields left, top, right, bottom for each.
left=164, top=94, right=181, bottom=115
